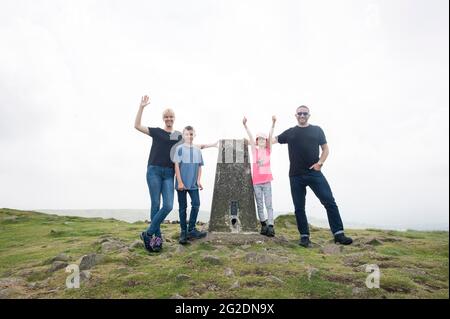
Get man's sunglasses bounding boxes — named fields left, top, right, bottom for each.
left=297, top=112, right=309, bottom=116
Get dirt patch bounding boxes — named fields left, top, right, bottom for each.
left=322, top=273, right=356, bottom=285
left=0, top=277, right=30, bottom=298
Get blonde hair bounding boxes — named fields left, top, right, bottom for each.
left=162, top=108, right=175, bottom=119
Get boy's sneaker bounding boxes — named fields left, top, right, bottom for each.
left=150, top=236, right=163, bottom=252
left=334, top=233, right=353, bottom=245
left=260, top=224, right=269, bottom=236
left=179, top=230, right=188, bottom=245
left=299, top=236, right=312, bottom=248
left=266, top=225, right=275, bottom=237
left=140, top=232, right=153, bottom=252
left=187, top=228, right=207, bottom=240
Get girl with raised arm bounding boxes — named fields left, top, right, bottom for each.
left=243, top=116, right=277, bottom=236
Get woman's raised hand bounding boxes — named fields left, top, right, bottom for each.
left=140, top=95, right=151, bottom=108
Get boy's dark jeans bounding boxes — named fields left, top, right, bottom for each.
left=289, top=170, right=344, bottom=237
left=177, top=189, right=200, bottom=232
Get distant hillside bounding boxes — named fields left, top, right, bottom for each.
left=0, top=208, right=448, bottom=299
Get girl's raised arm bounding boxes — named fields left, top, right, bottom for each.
left=243, top=116, right=255, bottom=147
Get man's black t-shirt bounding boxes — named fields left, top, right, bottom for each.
left=277, top=125, right=327, bottom=177
left=148, top=127, right=182, bottom=168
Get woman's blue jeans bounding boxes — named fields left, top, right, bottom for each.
left=146, top=165, right=175, bottom=237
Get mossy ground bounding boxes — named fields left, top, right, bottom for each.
left=0, top=209, right=448, bottom=299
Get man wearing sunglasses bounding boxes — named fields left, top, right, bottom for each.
left=274, top=105, right=353, bottom=248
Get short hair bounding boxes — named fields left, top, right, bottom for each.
left=183, top=125, right=195, bottom=132
left=296, top=105, right=310, bottom=112
left=162, top=108, right=175, bottom=118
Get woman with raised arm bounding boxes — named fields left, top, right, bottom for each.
left=243, top=115, right=277, bottom=237
left=134, top=95, right=182, bottom=253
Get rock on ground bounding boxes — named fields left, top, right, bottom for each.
left=101, top=239, right=128, bottom=253
left=80, top=270, right=91, bottom=282
left=51, top=253, right=71, bottom=263
left=79, top=254, right=104, bottom=270
left=49, top=261, right=68, bottom=272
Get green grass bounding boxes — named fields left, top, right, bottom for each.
left=0, top=209, right=448, bottom=299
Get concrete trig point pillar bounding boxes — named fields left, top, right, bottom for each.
left=208, top=139, right=258, bottom=233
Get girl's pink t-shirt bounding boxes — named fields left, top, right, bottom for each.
left=251, top=146, right=274, bottom=185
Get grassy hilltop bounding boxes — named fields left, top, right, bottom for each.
left=0, top=208, right=448, bottom=299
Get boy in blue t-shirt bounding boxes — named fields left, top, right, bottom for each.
left=174, top=126, right=208, bottom=244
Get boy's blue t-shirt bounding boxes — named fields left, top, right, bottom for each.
left=174, top=144, right=204, bottom=190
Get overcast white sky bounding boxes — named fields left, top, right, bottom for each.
left=0, top=0, right=448, bottom=230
